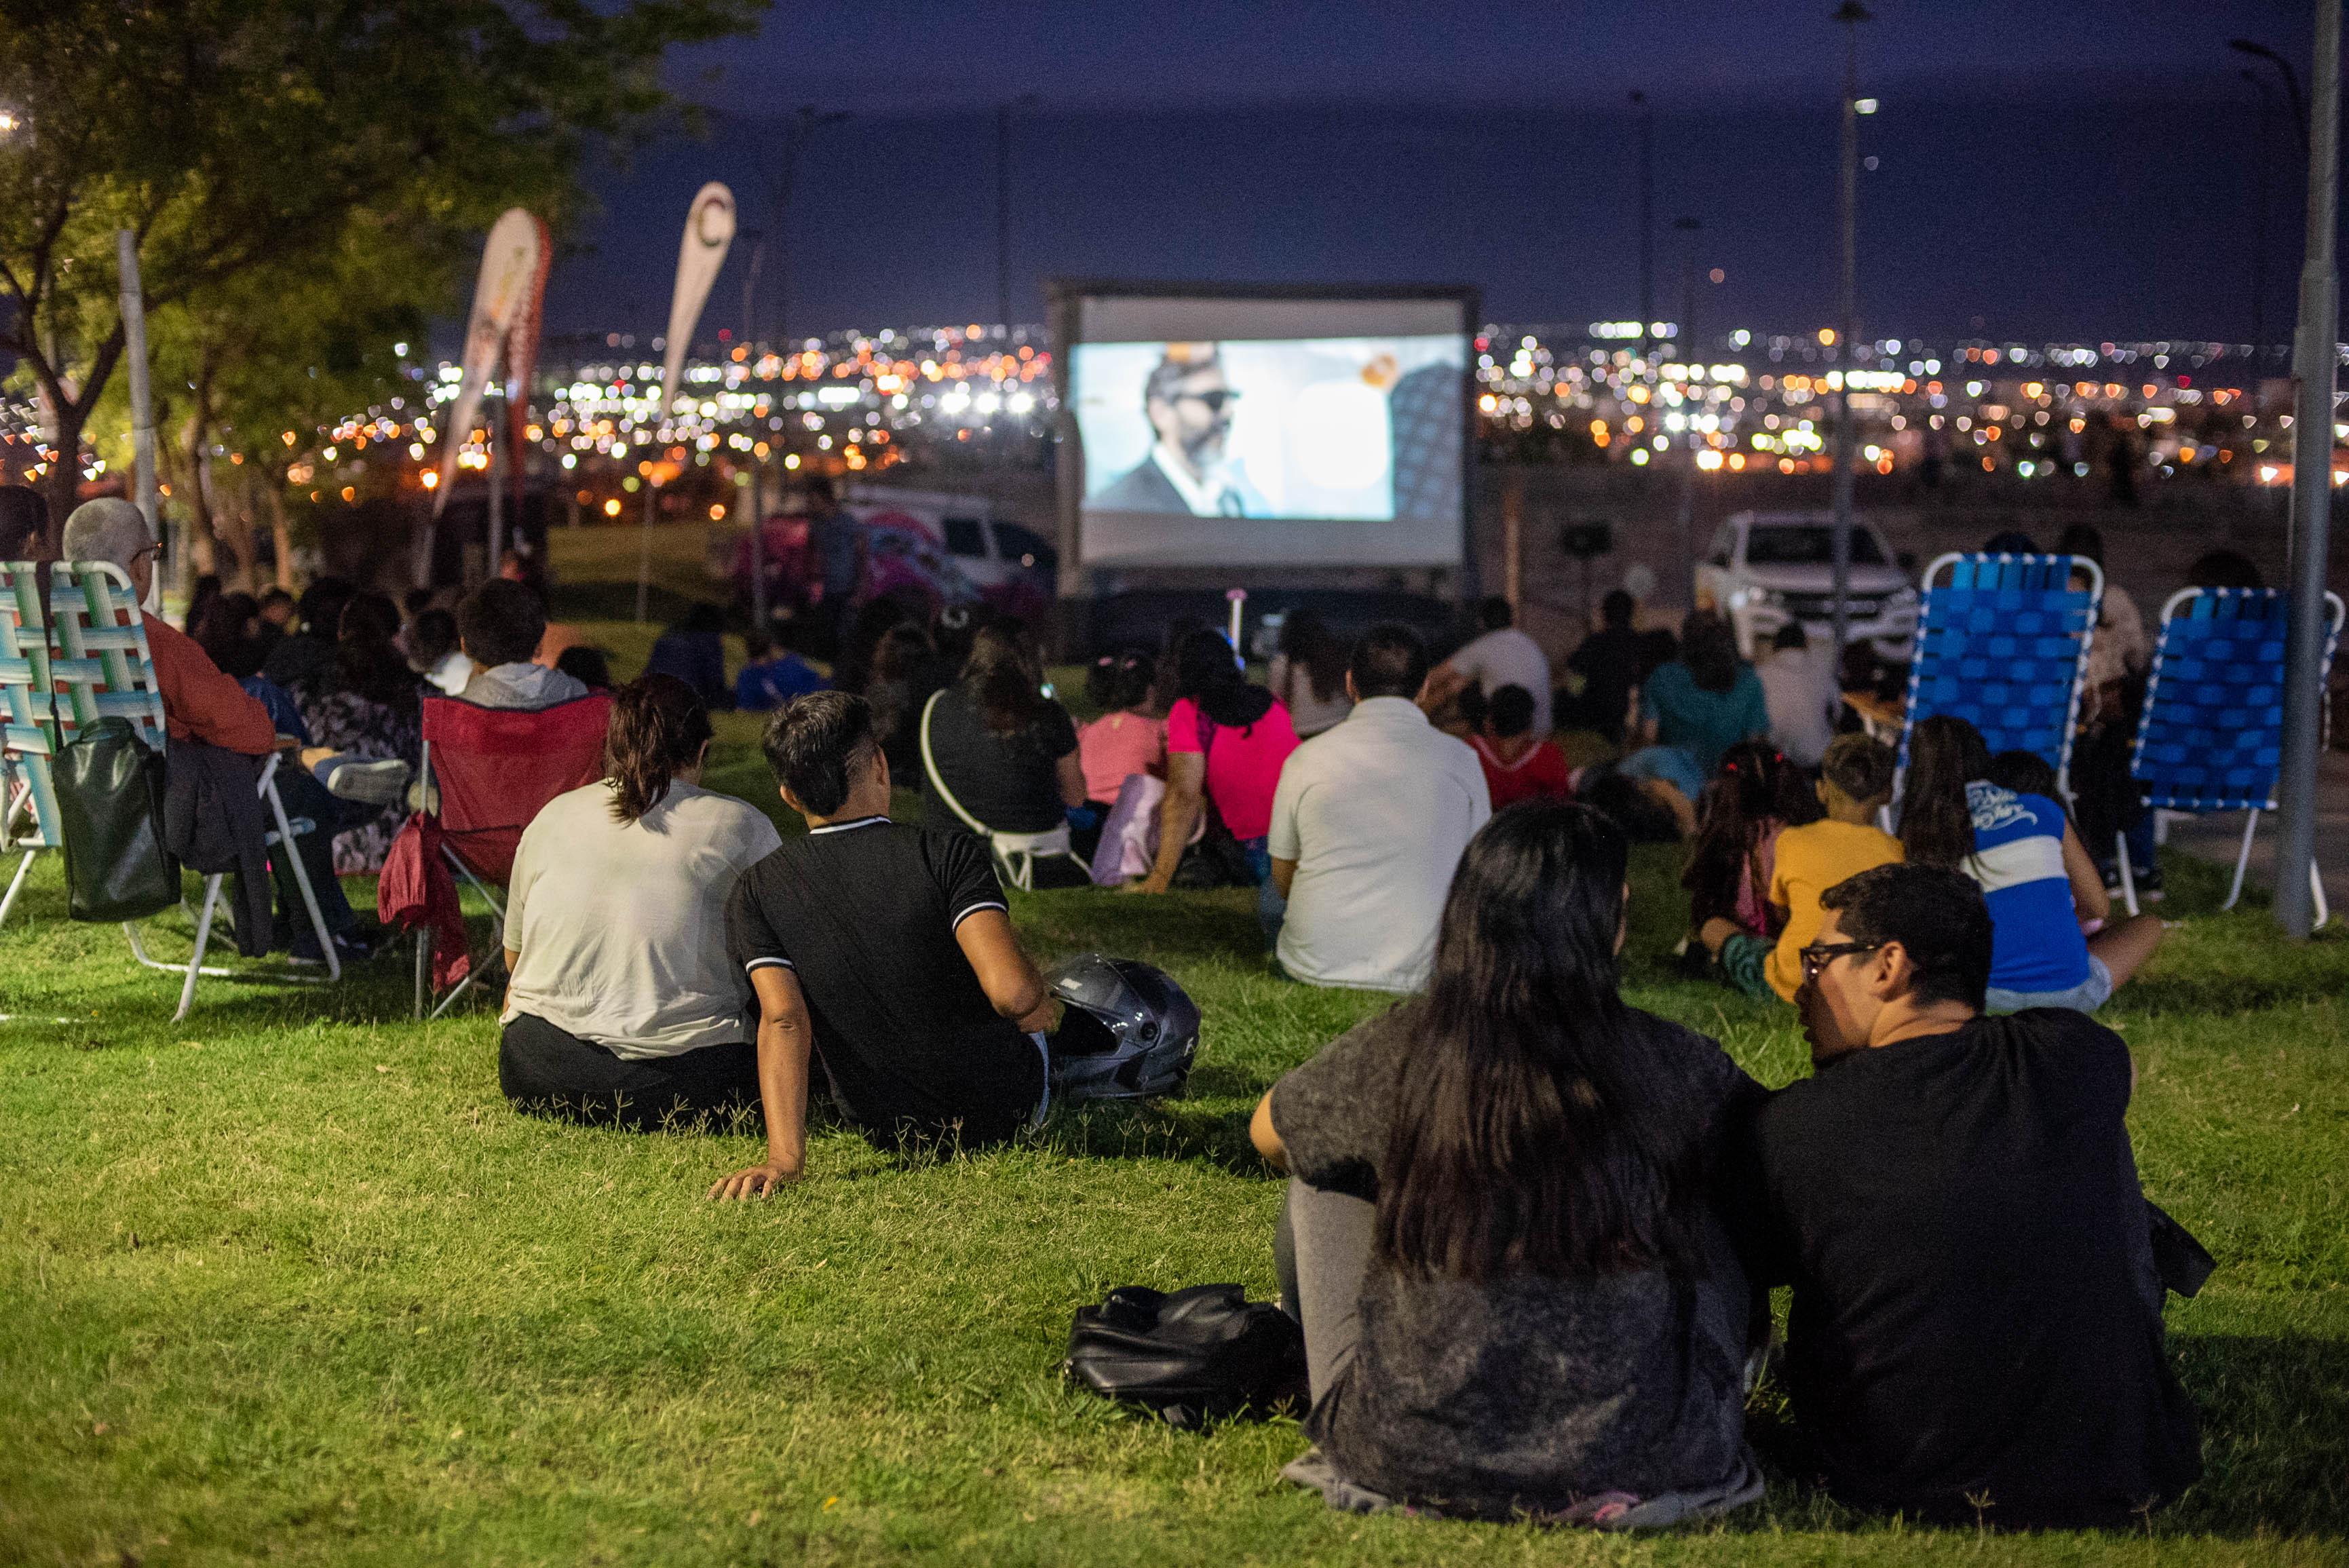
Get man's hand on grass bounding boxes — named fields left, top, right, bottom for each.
left=707, top=1162, right=801, bottom=1201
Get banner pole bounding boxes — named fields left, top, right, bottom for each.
left=636, top=480, right=656, bottom=623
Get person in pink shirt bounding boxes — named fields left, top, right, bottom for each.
left=1076, top=647, right=1165, bottom=806
left=1133, top=630, right=1299, bottom=892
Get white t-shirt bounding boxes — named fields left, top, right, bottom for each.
left=1447, top=626, right=1552, bottom=736
left=503, top=780, right=784, bottom=1058
left=1267, top=697, right=1492, bottom=993
left=1757, top=644, right=1837, bottom=767
left=1267, top=653, right=1355, bottom=738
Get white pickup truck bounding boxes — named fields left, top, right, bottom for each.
left=1694, top=510, right=1919, bottom=658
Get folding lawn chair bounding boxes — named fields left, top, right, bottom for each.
left=42, top=561, right=345, bottom=1020
left=1896, top=552, right=2103, bottom=799
left=0, top=560, right=59, bottom=927
left=2118, top=586, right=2346, bottom=921
left=408, top=691, right=613, bottom=1018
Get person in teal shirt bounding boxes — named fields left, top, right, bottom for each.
left=1616, top=611, right=1770, bottom=805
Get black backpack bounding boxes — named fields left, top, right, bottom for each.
left=1063, top=1284, right=1307, bottom=1429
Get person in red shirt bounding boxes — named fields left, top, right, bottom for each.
left=1468, top=683, right=1573, bottom=811
left=62, top=497, right=372, bottom=955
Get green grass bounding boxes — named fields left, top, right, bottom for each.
left=2, top=532, right=2346, bottom=1565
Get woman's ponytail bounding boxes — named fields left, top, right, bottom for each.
left=607, top=673, right=714, bottom=824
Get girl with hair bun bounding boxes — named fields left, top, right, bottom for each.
left=497, top=673, right=784, bottom=1129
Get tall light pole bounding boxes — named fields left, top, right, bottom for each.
left=1829, top=1, right=1870, bottom=670
left=2234, top=36, right=2310, bottom=395
left=2273, top=0, right=2340, bottom=940
left=1675, top=216, right=1703, bottom=606
left=1631, top=90, right=1654, bottom=360
left=2243, top=71, right=2278, bottom=365
left=996, top=93, right=1039, bottom=332
left=765, top=105, right=850, bottom=350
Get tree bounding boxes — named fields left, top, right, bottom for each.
left=0, top=0, right=761, bottom=546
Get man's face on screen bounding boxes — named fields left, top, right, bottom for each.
left=1148, top=363, right=1234, bottom=478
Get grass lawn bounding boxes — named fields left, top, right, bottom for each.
left=3, top=524, right=2346, bottom=1565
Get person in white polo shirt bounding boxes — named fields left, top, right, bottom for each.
left=1267, top=624, right=1493, bottom=992
left=1425, top=596, right=1553, bottom=737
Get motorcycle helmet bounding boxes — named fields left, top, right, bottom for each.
left=1045, top=953, right=1201, bottom=1103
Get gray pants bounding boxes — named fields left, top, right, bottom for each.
left=1273, top=1179, right=1377, bottom=1404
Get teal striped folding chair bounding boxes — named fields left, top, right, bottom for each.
left=2120, top=587, right=2345, bottom=921
left=47, top=561, right=341, bottom=1019
left=0, top=560, right=59, bottom=926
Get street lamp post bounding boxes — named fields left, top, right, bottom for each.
left=2273, top=0, right=2341, bottom=940
left=2243, top=71, right=2278, bottom=366
left=1631, top=90, right=1654, bottom=363
left=1675, top=216, right=1703, bottom=606
left=1829, top=1, right=1870, bottom=670
left=995, top=94, right=1039, bottom=334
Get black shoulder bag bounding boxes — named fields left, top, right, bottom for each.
left=54, top=716, right=180, bottom=922
left=1063, top=1284, right=1307, bottom=1428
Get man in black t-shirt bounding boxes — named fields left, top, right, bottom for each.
left=708, top=691, right=1060, bottom=1198
left=1751, top=863, right=2200, bottom=1529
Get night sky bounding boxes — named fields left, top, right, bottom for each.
left=539, top=0, right=2327, bottom=345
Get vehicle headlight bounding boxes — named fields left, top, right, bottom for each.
left=1728, top=586, right=1784, bottom=611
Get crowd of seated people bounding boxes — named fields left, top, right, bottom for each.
left=25, top=497, right=2225, bottom=1534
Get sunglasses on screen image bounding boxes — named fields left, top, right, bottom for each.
left=1175, top=389, right=1240, bottom=413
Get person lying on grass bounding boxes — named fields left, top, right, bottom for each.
left=1247, top=799, right=1769, bottom=1525
left=710, top=691, right=1060, bottom=1198
left=1751, top=862, right=2201, bottom=1527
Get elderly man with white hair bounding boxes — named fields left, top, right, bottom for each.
left=62, top=498, right=377, bottom=958
left=63, top=498, right=279, bottom=756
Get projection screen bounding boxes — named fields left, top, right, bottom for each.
left=1056, top=286, right=1474, bottom=570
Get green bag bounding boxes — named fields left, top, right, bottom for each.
left=54, top=717, right=180, bottom=922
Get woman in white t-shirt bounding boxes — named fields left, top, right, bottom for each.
left=499, top=673, right=783, bottom=1128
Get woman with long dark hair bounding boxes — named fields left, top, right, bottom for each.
left=1251, top=801, right=1765, bottom=1522
left=917, top=621, right=1090, bottom=887
left=1269, top=609, right=1354, bottom=738
left=1898, top=714, right=2162, bottom=1012
left=1615, top=610, right=1769, bottom=812
left=1681, top=738, right=1816, bottom=953
left=499, top=674, right=783, bottom=1129
left=1132, top=628, right=1300, bottom=892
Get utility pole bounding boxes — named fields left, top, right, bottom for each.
left=766, top=106, right=850, bottom=351
left=995, top=96, right=1039, bottom=332
left=2274, top=0, right=2340, bottom=940
left=1631, top=91, right=1654, bottom=360
left=2244, top=71, right=2278, bottom=366
left=1675, top=216, right=1703, bottom=607
left=1829, top=1, right=1870, bottom=670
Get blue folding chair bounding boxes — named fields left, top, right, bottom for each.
left=2120, top=587, right=2344, bottom=921
left=1896, top=552, right=2103, bottom=798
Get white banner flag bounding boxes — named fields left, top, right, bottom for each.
left=660, top=183, right=736, bottom=414
left=433, top=208, right=546, bottom=515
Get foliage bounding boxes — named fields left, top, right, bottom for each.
left=0, top=0, right=762, bottom=535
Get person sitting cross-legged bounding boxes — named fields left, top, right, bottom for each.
left=498, top=674, right=783, bottom=1128
left=1266, top=623, right=1490, bottom=991
left=1751, top=862, right=2202, bottom=1528
left=1250, top=801, right=1768, bottom=1523
left=708, top=691, right=1060, bottom=1197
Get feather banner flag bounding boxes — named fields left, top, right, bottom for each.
left=660, top=183, right=736, bottom=414
left=503, top=214, right=554, bottom=522
left=433, top=209, right=546, bottom=515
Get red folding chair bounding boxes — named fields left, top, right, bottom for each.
left=404, top=691, right=611, bottom=1018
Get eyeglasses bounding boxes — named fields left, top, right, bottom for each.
left=1797, top=940, right=1880, bottom=980
left=1175, top=389, right=1240, bottom=413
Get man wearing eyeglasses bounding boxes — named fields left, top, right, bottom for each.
left=1093, top=343, right=1257, bottom=518
left=1745, top=860, right=2201, bottom=1529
